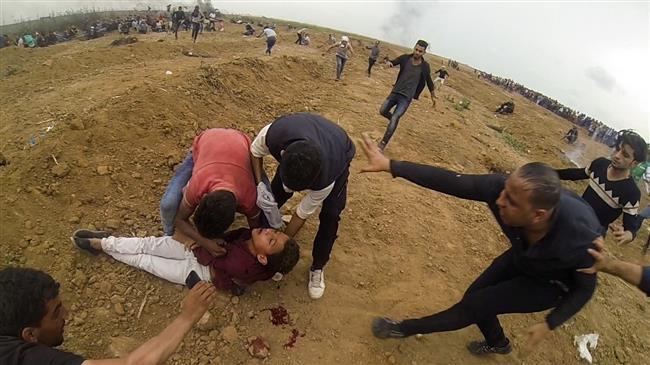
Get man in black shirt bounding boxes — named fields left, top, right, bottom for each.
left=378, top=39, right=435, bottom=151
left=359, top=135, right=600, bottom=355
left=366, top=40, right=380, bottom=77
left=171, top=6, right=185, bottom=40
left=556, top=130, right=647, bottom=244
left=0, top=267, right=216, bottom=365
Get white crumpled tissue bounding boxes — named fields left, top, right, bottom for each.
left=573, top=333, right=599, bottom=363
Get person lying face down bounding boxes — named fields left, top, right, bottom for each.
left=72, top=227, right=300, bottom=294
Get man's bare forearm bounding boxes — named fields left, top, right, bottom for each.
left=251, top=155, right=264, bottom=184
left=285, top=213, right=306, bottom=237
left=604, top=259, right=643, bottom=286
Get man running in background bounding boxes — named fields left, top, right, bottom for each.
left=378, top=39, right=435, bottom=151
left=171, top=6, right=185, bottom=40
left=189, top=6, right=203, bottom=43
left=366, top=40, right=380, bottom=77
left=555, top=130, right=647, bottom=244
left=257, top=26, right=277, bottom=55
left=325, top=36, right=354, bottom=81
left=432, top=65, right=449, bottom=97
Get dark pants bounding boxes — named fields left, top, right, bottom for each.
left=270, top=167, right=350, bottom=270
left=191, top=22, right=200, bottom=42
left=172, top=21, right=181, bottom=39
left=399, top=250, right=564, bottom=346
left=379, top=92, right=411, bottom=148
left=368, top=57, right=377, bottom=75
left=400, top=250, right=564, bottom=346
left=295, top=33, right=302, bottom=44
left=266, top=36, right=276, bottom=55
left=335, top=55, right=347, bottom=80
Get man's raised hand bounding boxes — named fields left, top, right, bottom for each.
left=359, top=133, right=391, bottom=173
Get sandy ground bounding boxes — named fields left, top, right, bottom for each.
left=1, top=22, right=648, bottom=365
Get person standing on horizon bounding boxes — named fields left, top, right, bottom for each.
left=378, top=40, right=435, bottom=151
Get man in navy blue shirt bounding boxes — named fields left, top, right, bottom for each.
left=250, top=113, right=356, bottom=299
left=359, top=135, right=600, bottom=355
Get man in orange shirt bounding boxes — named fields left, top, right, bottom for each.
left=160, top=128, right=261, bottom=257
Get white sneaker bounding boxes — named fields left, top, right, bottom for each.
left=308, top=269, right=325, bottom=299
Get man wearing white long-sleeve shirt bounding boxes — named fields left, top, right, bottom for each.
left=250, top=113, right=356, bottom=299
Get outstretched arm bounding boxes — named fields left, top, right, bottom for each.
left=555, top=167, right=588, bottom=180
left=360, top=134, right=502, bottom=203
left=578, top=237, right=646, bottom=294
left=83, top=282, right=216, bottom=365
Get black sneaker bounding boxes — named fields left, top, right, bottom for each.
left=466, top=340, right=512, bottom=355
left=372, top=317, right=405, bottom=339
left=72, top=229, right=110, bottom=239
left=71, top=229, right=109, bottom=255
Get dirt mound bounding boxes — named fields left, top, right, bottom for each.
left=110, top=36, right=138, bottom=46
left=0, top=23, right=648, bottom=365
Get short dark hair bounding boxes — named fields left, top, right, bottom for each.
left=516, top=162, right=561, bottom=210
left=0, top=267, right=60, bottom=337
left=193, top=190, right=236, bottom=239
left=616, top=130, right=647, bottom=163
left=416, top=39, right=428, bottom=49
left=266, top=238, right=300, bottom=274
left=280, top=141, right=321, bottom=191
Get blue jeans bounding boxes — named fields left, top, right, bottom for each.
left=160, top=153, right=194, bottom=235
left=335, top=55, right=347, bottom=80
left=379, top=92, right=411, bottom=149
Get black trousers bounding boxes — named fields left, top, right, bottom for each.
left=399, top=250, right=564, bottom=346
left=368, top=57, right=377, bottom=75
left=191, top=22, right=200, bottom=41
left=271, top=167, right=350, bottom=270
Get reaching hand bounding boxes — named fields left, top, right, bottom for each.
left=204, top=240, right=227, bottom=257
left=577, top=236, right=610, bottom=274
left=181, top=281, right=217, bottom=323
left=522, top=322, right=551, bottom=353
left=359, top=133, right=390, bottom=173
left=612, top=227, right=633, bottom=245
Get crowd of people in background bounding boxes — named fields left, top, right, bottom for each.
left=0, top=5, right=227, bottom=48
left=477, top=71, right=619, bottom=147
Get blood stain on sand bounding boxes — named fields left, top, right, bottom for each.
left=284, top=328, right=306, bottom=349
left=262, top=305, right=291, bottom=326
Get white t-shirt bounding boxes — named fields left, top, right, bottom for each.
left=262, top=28, right=277, bottom=38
